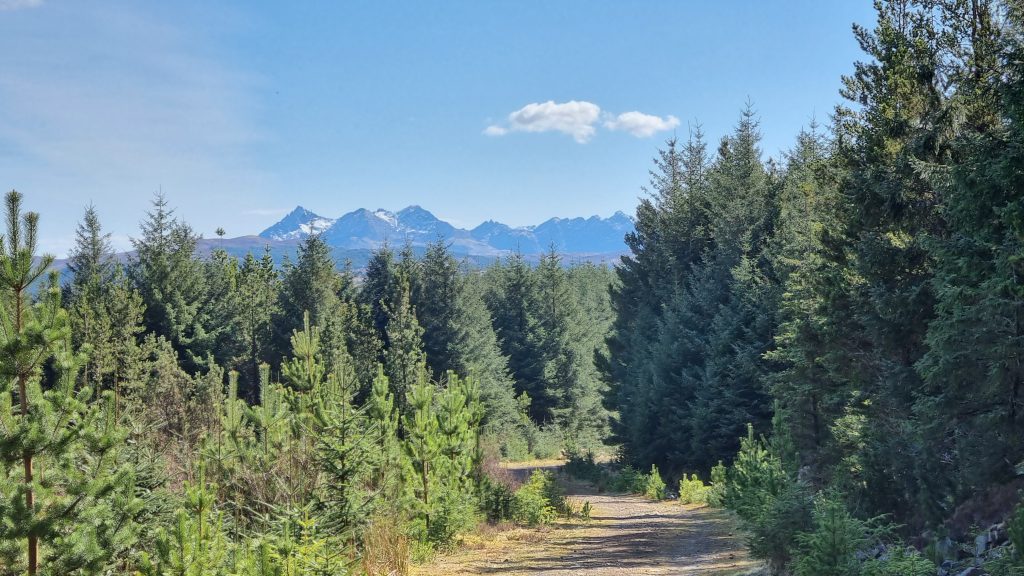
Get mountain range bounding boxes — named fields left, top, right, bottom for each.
left=258, top=205, right=634, bottom=258
left=52, top=205, right=634, bottom=275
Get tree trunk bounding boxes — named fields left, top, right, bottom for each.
left=16, top=293, right=38, bottom=575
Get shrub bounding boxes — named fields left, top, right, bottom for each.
left=746, top=481, right=813, bottom=572
left=678, top=474, right=710, bottom=505
left=500, top=433, right=531, bottom=462
left=792, top=492, right=876, bottom=576
left=609, top=466, right=646, bottom=493
left=644, top=464, right=667, bottom=501
left=725, top=424, right=787, bottom=523
left=480, top=478, right=516, bottom=523
left=528, top=426, right=563, bottom=460
left=564, top=447, right=602, bottom=482
left=707, top=461, right=728, bottom=508
left=861, top=547, right=935, bottom=576
left=362, top=514, right=411, bottom=576
left=563, top=497, right=592, bottom=521
left=541, top=470, right=567, bottom=513
left=512, top=470, right=560, bottom=526
left=987, top=554, right=1024, bottom=576
left=425, top=489, right=479, bottom=548
left=1011, top=499, right=1024, bottom=559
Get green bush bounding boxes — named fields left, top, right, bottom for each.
left=480, top=478, right=516, bottom=523
left=1011, top=499, right=1024, bottom=559
left=746, top=481, right=813, bottom=573
left=988, top=499, right=1024, bottom=575
left=511, top=470, right=562, bottom=526
left=861, top=547, right=935, bottom=576
left=541, top=471, right=567, bottom=513
left=564, top=447, right=602, bottom=481
left=608, top=465, right=646, bottom=493
left=725, top=424, right=787, bottom=522
left=707, top=461, right=728, bottom=507
left=644, top=464, right=667, bottom=501
left=527, top=426, right=563, bottom=460
left=425, top=489, right=479, bottom=547
left=500, top=433, right=531, bottom=462
left=678, top=474, right=710, bottom=505
left=986, top=555, right=1024, bottom=576
left=792, top=492, right=875, bottom=576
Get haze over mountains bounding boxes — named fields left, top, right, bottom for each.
left=257, top=205, right=634, bottom=258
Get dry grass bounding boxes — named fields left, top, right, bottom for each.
left=362, top=515, right=411, bottom=576
left=501, top=458, right=567, bottom=469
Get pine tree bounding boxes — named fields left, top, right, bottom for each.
left=66, top=204, right=116, bottom=293
left=415, top=241, right=525, bottom=445
left=916, top=0, right=1020, bottom=508
left=66, top=205, right=147, bottom=408
left=276, top=234, right=346, bottom=373
left=535, top=249, right=608, bottom=443
left=455, top=271, right=525, bottom=446
left=313, top=359, right=371, bottom=540
left=402, top=373, right=440, bottom=538
left=765, top=127, right=851, bottom=477
left=486, top=253, right=547, bottom=423
left=0, top=191, right=139, bottom=574
left=820, top=0, right=980, bottom=523
left=360, top=244, right=400, bottom=349
left=204, top=249, right=247, bottom=377
left=136, top=465, right=231, bottom=576
left=129, top=193, right=212, bottom=373
left=366, top=365, right=401, bottom=498
left=600, top=133, right=710, bottom=467
left=237, top=249, right=280, bottom=400
left=281, top=312, right=327, bottom=393
left=384, top=281, right=427, bottom=416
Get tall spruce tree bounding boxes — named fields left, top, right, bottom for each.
left=236, top=250, right=280, bottom=400
left=66, top=205, right=147, bottom=405
left=916, top=0, right=1017, bottom=511
left=415, top=242, right=524, bottom=443
left=360, top=245, right=400, bottom=350
left=276, top=234, right=348, bottom=375
left=129, top=193, right=211, bottom=373
left=486, top=253, right=547, bottom=423
left=384, top=280, right=427, bottom=416
left=822, top=0, right=965, bottom=523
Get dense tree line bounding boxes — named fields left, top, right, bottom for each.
left=603, top=0, right=1023, bottom=555
left=0, top=188, right=614, bottom=574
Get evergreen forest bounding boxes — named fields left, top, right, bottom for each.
left=7, top=1, right=1024, bottom=575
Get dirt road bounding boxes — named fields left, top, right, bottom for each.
left=413, top=476, right=760, bottom=575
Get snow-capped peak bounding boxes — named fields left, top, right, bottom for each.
left=259, top=206, right=336, bottom=241
left=372, top=209, right=398, bottom=227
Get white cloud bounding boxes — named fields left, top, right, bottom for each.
left=604, top=111, right=680, bottom=138
left=485, top=102, right=679, bottom=143
left=487, top=100, right=602, bottom=143
left=0, top=0, right=42, bottom=11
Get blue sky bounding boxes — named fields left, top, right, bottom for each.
left=0, top=0, right=877, bottom=256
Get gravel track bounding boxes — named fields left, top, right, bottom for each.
left=414, top=472, right=759, bottom=575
